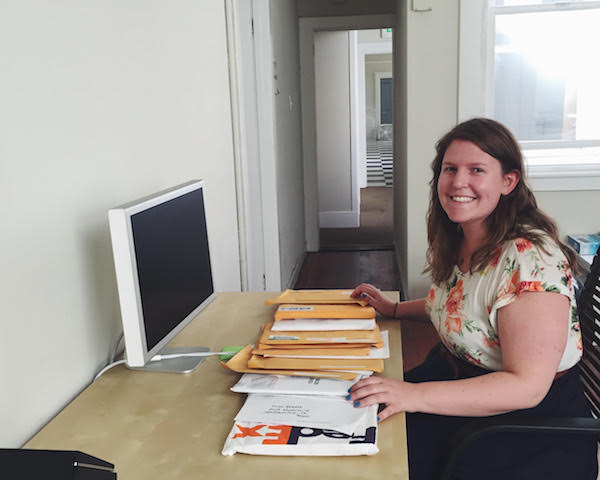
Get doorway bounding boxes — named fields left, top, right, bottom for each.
left=296, top=22, right=397, bottom=290
left=314, top=28, right=394, bottom=251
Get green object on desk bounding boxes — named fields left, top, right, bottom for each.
left=220, top=345, right=244, bottom=361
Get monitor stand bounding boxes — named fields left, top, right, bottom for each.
left=129, top=346, right=210, bottom=374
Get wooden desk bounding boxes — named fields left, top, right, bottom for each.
left=26, top=292, right=408, bottom=479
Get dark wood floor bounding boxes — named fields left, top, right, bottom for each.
left=294, top=249, right=439, bottom=372
left=294, top=249, right=399, bottom=291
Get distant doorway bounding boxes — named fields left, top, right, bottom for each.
left=311, top=28, right=394, bottom=250
left=300, top=16, right=396, bottom=252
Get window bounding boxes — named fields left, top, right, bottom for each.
left=459, top=0, right=600, bottom=190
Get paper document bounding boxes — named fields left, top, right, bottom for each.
left=231, top=373, right=357, bottom=396
left=234, top=393, right=374, bottom=435
left=271, top=318, right=376, bottom=331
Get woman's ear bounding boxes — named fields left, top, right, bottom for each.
left=502, top=170, right=520, bottom=195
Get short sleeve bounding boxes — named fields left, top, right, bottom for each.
left=489, top=238, right=574, bottom=325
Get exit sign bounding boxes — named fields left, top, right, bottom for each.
left=380, top=28, right=393, bottom=39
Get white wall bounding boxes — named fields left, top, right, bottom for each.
left=270, top=0, right=307, bottom=287
left=314, top=30, right=357, bottom=228
left=394, top=0, right=460, bottom=299
left=0, top=0, right=241, bottom=447
left=536, top=191, right=600, bottom=237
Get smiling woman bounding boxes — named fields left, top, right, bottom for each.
left=349, top=118, right=597, bottom=480
left=436, top=139, right=519, bottom=241
left=425, top=118, right=577, bottom=284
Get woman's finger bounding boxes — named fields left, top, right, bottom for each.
left=350, top=376, right=384, bottom=392
left=376, top=403, right=402, bottom=422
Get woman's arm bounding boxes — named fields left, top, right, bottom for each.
left=351, top=283, right=429, bottom=321
left=349, top=291, right=569, bottom=421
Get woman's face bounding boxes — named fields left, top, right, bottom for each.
left=437, top=139, right=519, bottom=236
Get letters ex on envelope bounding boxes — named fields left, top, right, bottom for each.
left=234, top=394, right=373, bottom=435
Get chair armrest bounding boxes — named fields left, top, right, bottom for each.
left=441, top=416, right=600, bottom=480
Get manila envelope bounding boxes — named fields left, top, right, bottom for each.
left=247, top=354, right=384, bottom=373
left=252, top=344, right=371, bottom=357
left=258, top=322, right=383, bottom=347
left=257, top=342, right=374, bottom=351
left=265, top=289, right=367, bottom=306
left=220, top=344, right=359, bottom=381
left=274, top=304, right=376, bottom=320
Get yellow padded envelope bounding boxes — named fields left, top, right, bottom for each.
left=258, top=322, right=383, bottom=347
left=247, top=354, right=384, bottom=373
left=257, top=342, right=372, bottom=351
left=265, top=289, right=367, bottom=306
left=252, top=345, right=371, bottom=357
left=220, top=345, right=359, bottom=381
left=274, top=304, right=375, bottom=320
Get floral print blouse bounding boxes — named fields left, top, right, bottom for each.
left=425, top=236, right=582, bottom=371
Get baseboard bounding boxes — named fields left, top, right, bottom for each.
left=319, top=244, right=394, bottom=252
left=286, top=250, right=307, bottom=289
left=318, top=210, right=360, bottom=228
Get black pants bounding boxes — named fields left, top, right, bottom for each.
left=404, top=344, right=598, bottom=480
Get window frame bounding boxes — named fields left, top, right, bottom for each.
left=458, top=0, right=600, bottom=191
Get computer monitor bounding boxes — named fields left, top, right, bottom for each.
left=108, top=180, right=216, bottom=373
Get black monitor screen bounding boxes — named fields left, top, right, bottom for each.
left=130, top=188, right=213, bottom=351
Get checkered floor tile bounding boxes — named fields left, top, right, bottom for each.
left=367, top=140, right=393, bottom=187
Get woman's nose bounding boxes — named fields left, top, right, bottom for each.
left=452, top=169, right=468, bottom=188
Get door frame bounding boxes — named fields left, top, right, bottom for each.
left=226, top=0, right=282, bottom=291
left=299, top=15, right=396, bottom=251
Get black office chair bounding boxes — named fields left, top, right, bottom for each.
left=441, top=248, right=600, bottom=480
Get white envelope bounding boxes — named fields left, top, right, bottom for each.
left=271, top=318, right=376, bottom=332
left=231, top=373, right=357, bottom=396
left=234, top=393, right=376, bottom=435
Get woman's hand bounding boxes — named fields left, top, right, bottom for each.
left=351, top=283, right=396, bottom=317
left=348, top=376, right=418, bottom=422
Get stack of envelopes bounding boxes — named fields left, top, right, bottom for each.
left=222, top=289, right=389, bottom=380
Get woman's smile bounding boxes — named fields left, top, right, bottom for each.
left=437, top=139, right=518, bottom=234
left=450, top=195, right=476, bottom=203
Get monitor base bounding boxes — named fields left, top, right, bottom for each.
left=128, top=346, right=210, bottom=374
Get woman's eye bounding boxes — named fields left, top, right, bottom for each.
left=473, top=167, right=484, bottom=173
left=443, top=166, right=456, bottom=173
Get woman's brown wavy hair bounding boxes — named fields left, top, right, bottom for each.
left=424, top=117, right=577, bottom=285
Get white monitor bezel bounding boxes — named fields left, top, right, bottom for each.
left=108, top=180, right=216, bottom=368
